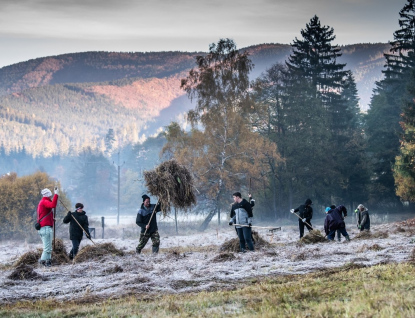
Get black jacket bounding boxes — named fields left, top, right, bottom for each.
left=294, top=204, right=313, bottom=220
left=136, top=203, right=162, bottom=234
left=324, top=206, right=347, bottom=234
left=63, top=211, right=90, bottom=240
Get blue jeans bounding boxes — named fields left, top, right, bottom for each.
left=70, top=240, right=81, bottom=257
left=327, top=227, right=349, bottom=240
left=38, top=226, right=53, bottom=261
left=236, top=227, right=254, bottom=251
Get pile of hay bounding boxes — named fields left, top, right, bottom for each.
left=219, top=231, right=272, bottom=252
left=300, top=230, right=327, bottom=244
left=143, top=159, right=196, bottom=214
left=8, top=264, right=43, bottom=280
left=74, top=243, right=124, bottom=263
left=354, top=230, right=389, bottom=240
left=14, top=239, right=69, bottom=267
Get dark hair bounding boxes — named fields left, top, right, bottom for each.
left=75, top=203, right=84, bottom=209
left=330, top=205, right=336, bottom=209
left=142, top=194, right=150, bottom=202
left=233, top=192, right=242, bottom=198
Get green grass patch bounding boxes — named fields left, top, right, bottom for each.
left=2, top=262, right=415, bottom=317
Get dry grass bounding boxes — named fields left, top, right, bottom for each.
left=300, top=230, right=327, bottom=244
left=354, top=230, right=389, bottom=240
left=219, top=231, right=273, bottom=252
left=7, top=264, right=43, bottom=281
left=14, top=239, right=69, bottom=267
left=212, top=252, right=236, bottom=262
left=73, top=243, right=124, bottom=263
left=3, top=263, right=415, bottom=317
left=144, top=159, right=197, bottom=214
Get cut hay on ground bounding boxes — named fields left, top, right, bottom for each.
left=8, top=264, right=43, bottom=280
left=354, top=230, right=389, bottom=240
left=14, top=238, right=69, bottom=267
left=300, top=230, right=327, bottom=244
left=219, top=231, right=273, bottom=252
left=143, top=159, right=196, bottom=214
left=74, top=243, right=124, bottom=263
left=212, top=252, right=236, bottom=262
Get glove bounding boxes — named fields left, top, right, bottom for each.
left=302, top=218, right=306, bottom=223
left=357, top=224, right=361, bottom=229
left=67, top=211, right=72, bottom=217
left=248, top=223, right=252, bottom=227
left=54, top=187, right=59, bottom=195
left=229, top=221, right=233, bottom=226
left=290, top=209, right=294, bottom=213
left=354, top=209, right=358, bottom=213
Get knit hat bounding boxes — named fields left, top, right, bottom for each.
left=142, top=194, right=150, bottom=202
left=41, top=188, right=52, bottom=197
left=325, top=207, right=330, bottom=213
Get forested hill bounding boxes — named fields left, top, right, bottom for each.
left=0, top=43, right=390, bottom=157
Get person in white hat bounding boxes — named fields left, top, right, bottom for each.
left=37, top=187, right=59, bottom=267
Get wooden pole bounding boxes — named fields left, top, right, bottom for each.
left=143, top=200, right=159, bottom=236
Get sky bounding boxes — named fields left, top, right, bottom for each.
left=0, top=0, right=408, bottom=68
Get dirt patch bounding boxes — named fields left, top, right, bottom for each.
left=170, top=279, right=201, bottom=290
left=7, top=264, right=43, bottom=281
left=74, top=243, right=124, bottom=263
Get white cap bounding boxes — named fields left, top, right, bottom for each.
left=41, top=188, right=52, bottom=197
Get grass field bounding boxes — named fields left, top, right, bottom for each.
left=2, top=262, right=415, bottom=318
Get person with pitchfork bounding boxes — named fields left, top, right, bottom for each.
left=135, top=194, right=162, bottom=254
left=37, top=187, right=59, bottom=267
left=63, top=203, right=91, bottom=260
left=290, top=198, right=313, bottom=239
left=229, top=192, right=254, bottom=252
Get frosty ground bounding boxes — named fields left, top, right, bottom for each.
left=0, top=220, right=413, bottom=304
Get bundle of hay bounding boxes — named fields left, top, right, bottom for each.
left=219, top=231, right=272, bottom=252
left=354, top=230, right=389, bottom=240
left=74, top=243, right=124, bottom=263
left=143, top=159, right=196, bottom=214
left=14, top=250, right=42, bottom=267
left=14, top=239, right=69, bottom=267
left=8, top=264, right=43, bottom=280
left=300, top=230, right=327, bottom=244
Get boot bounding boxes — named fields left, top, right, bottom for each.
left=45, top=260, right=52, bottom=267
left=68, top=252, right=73, bottom=260
left=345, top=235, right=351, bottom=242
left=135, top=247, right=141, bottom=254
left=152, top=245, right=159, bottom=254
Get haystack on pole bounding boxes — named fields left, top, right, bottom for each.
left=143, top=159, right=196, bottom=224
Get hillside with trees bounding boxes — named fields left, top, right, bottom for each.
left=0, top=43, right=390, bottom=159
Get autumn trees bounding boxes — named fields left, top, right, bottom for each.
left=164, top=39, right=281, bottom=229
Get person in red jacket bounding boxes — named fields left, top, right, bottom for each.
left=37, top=187, right=59, bottom=267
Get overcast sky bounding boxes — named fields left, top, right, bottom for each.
left=0, top=0, right=407, bottom=68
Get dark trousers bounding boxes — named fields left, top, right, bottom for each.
left=70, top=239, right=81, bottom=257
left=327, top=227, right=349, bottom=240
left=236, top=227, right=254, bottom=251
left=299, top=219, right=312, bottom=238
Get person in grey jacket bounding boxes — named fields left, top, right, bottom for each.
left=355, top=204, right=370, bottom=231
left=229, top=192, right=254, bottom=252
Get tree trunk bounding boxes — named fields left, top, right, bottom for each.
left=199, top=208, right=217, bottom=231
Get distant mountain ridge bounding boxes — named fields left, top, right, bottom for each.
left=0, top=43, right=390, bottom=157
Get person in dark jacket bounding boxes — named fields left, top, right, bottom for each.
left=63, top=203, right=91, bottom=260
left=329, top=204, right=348, bottom=242
left=291, top=198, right=313, bottom=239
left=136, top=194, right=162, bottom=254
left=324, top=205, right=350, bottom=241
left=229, top=192, right=254, bottom=252
left=355, top=204, right=370, bottom=231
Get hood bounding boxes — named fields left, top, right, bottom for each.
left=305, top=198, right=312, bottom=205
